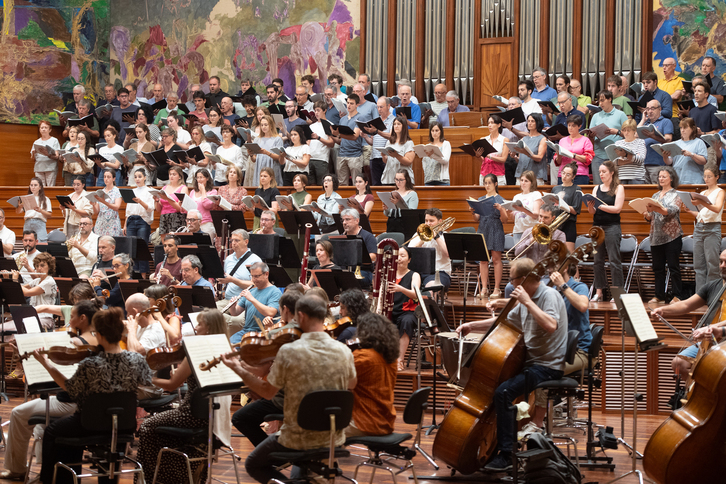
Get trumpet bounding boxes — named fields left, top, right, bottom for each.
left=403, top=217, right=456, bottom=245
left=505, top=211, right=570, bottom=261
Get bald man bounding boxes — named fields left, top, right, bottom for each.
left=658, top=57, right=685, bottom=118
left=429, top=83, right=449, bottom=124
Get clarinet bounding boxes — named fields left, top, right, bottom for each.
left=91, top=254, right=102, bottom=274
left=154, top=254, right=167, bottom=284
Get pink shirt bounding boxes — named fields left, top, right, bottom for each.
left=189, top=189, right=218, bottom=224
left=557, top=135, right=594, bottom=177
left=159, top=185, right=186, bottom=215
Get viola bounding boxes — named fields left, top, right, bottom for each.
left=146, top=345, right=185, bottom=371
left=432, top=241, right=569, bottom=474
left=324, top=316, right=352, bottom=338
left=21, top=345, right=101, bottom=365
left=200, top=326, right=302, bottom=371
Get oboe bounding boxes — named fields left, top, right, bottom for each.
left=154, top=254, right=167, bottom=284
left=91, top=253, right=102, bottom=273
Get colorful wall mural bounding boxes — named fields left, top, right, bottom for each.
left=0, top=0, right=111, bottom=124
left=652, top=0, right=726, bottom=82
left=0, top=0, right=361, bottom=124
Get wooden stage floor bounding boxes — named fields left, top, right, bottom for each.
left=0, top=394, right=666, bottom=484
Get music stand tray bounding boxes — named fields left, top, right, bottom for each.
left=311, top=270, right=340, bottom=300
left=211, top=210, right=248, bottom=234
left=119, top=280, right=153, bottom=302
left=176, top=233, right=214, bottom=246
left=54, top=257, right=80, bottom=279
left=331, top=269, right=362, bottom=291
left=8, top=305, right=42, bottom=333
left=177, top=245, right=225, bottom=279
left=191, top=286, right=217, bottom=308
left=328, top=237, right=368, bottom=267
left=278, top=211, right=322, bottom=237
left=0, top=258, right=18, bottom=272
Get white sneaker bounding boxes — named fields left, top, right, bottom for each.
left=517, top=421, right=542, bottom=440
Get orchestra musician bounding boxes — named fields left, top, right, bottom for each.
left=143, top=284, right=183, bottom=348
left=346, top=312, right=399, bottom=438
left=11, top=230, right=40, bottom=284
left=183, top=210, right=207, bottom=237
left=152, top=235, right=183, bottom=286
left=35, top=282, right=100, bottom=327
left=35, top=307, right=153, bottom=484
left=335, top=288, right=371, bottom=342
left=91, top=252, right=133, bottom=311
left=179, top=255, right=215, bottom=289
left=390, top=246, right=421, bottom=371
left=408, top=208, right=452, bottom=289
left=221, top=295, right=356, bottom=484
left=340, top=208, right=377, bottom=285
left=12, top=252, right=58, bottom=331
left=136, top=309, right=231, bottom=483
left=89, top=235, right=116, bottom=285
left=67, top=216, right=99, bottom=278
left=228, top=262, right=281, bottom=344
left=0, top=300, right=101, bottom=482
left=216, top=229, right=263, bottom=333
left=651, top=249, right=726, bottom=376
left=303, top=240, right=340, bottom=289
left=231, top=290, right=303, bottom=447
left=457, top=258, right=567, bottom=471
left=255, top=210, right=278, bottom=235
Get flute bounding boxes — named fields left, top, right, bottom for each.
left=94, top=272, right=125, bottom=281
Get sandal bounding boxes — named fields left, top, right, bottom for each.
left=398, top=361, right=405, bottom=372
left=490, top=289, right=502, bottom=299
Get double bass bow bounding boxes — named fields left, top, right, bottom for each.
left=432, top=241, right=569, bottom=474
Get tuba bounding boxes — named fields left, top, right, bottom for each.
left=404, top=217, right=456, bottom=245
left=369, top=239, right=399, bottom=319
left=505, top=211, right=570, bottom=260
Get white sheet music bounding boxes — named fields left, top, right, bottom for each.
left=15, top=333, right=79, bottom=387
left=619, top=294, right=660, bottom=343
left=22, top=316, right=41, bottom=334
left=184, top=335, right=243, bottom=388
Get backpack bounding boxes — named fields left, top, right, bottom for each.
left=522, top=433, right=581, bottom=484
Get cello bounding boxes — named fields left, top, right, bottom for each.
left=643, top=283, right=726, bottom=483
left=432, top=241, right=569, bottom=474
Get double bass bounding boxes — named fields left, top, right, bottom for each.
left=432, top=242, right=569, bottom=474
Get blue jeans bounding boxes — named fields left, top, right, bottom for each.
left=494, top=365, right=563, bottom=453
left=126, top=215, right=150, bottom=273
left=574, top=174, right=590, bottom=185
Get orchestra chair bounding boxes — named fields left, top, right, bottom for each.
left=138, top=393, right=178, bottom=416
left=151, top=388, right=241, bottom=484
left=51, top=391, right=143, bottom=484
left=376, top=232, right=405, bottom=247
left=345, top=387, right=431, bottom=484
left=555, top=325, right=605, bottom=433
left=534, top=330, right=582, bottom=472
left=575, top=233, right=638, bottom=297
left=24, top=391, right=63, bottom=484
left=265, top=390, right=354, bottom=484
left=629, top=236, right=656, bottom=299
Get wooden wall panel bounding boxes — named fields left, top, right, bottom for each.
left=0, top=123, right=64, bottom=187
left=477, top=40, right=516, bottom=109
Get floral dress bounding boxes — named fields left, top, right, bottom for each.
left=94, top=186, right=122, bottom=236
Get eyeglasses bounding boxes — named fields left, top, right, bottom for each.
left=261, top=218, right=274, bottom=222
left=181, top=267, right=194, bottom=273
left=112, top=263, right=124, bottom=269
left=79, top=222, right=92, bottom=226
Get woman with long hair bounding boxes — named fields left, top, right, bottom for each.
left=251, top=167, right=281, bottom=231
left=384, top=169, right=418, bottom=233
left=689, top=164, right=725, bottom=291
left=61, top=175, right=93, bottom=238
left=216, top=165, right=249, bottom=211
left=390, top=246, right=421, bottom=371
left=61, top=126, right=80, bottom=186
left=288, top=173, right=312, bottom=208
left=281, top=125, right=311, bottom=186
left=14, top=252, right=57, bottom=331
left=509, top=170, right=542, bottom=243
left=644, top=166, right=685, bottom=304
left=92, top=168, right=123, bottom=237
left=513, top=113, right=548, bottom=184
left=212, top=125, right=245, bottom=187
left=303, top=240, right=340, bottom=289
left=479, top=115, right=510, bottom=186
left=185, top=126, right=212, bottom=185
left=71, top=131, right=96, bottom=187
left=555, top=115, right=594, bottom=185
left=422, top=121, right=452, bottom=186
left=143, top=284, right=183, bottom=347
left=136, top=309, right=230, bottom=484
left=155, top=166, right=188, bottom=235
left=153, top=128, right=183, bottom=186
left=471, top=173, right=508, bottom=299
left=663, top=117, right=709, bottom=185
left=17, top=177, right=52, bottom=242
left=314, top=174, right=340, bottom=233
left=339, top=174, right=374, bottom=216
left=97, top=126, right=124, bottom=187
left=587, top=160, right=625, bottom=302
left=127, top=123, right=155, bottom=186
left=188, top=169, right=218, bottom=237
left=31, top=120, right=61, bottom=187
left=551, top=162, right=583, bottom=252
left=381, top=116, right=415, bottom=184
left=251, top=115, right=284, bottom=186
left=124, top=169, right=154, bottom=275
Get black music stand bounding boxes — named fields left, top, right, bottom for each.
left=329, top=238, right=363, bottom=269
left=311, top=269, right=362, bottom=300
left=114, top=236, right=152, bottom=263
left=119, top=280, right=154, bottom=301
left=406, top=246, right=445, bottom=296
left=211, top=210, right=248, bottom=233
left=277, top=211, right=321, bottom=237
left=176, top=233, right=214, bottom=246
left=400, top=209, right=427, bottom=241
left=332, top=213, right=372, bottom=234
left=172, top=286, right=194, bottom=321
left=0, top=283, right=30, bottom=401
left=55, top=277, right=89, bottom=304
left=0, top=258, right=17, bottom=273
left=191, top=286, right=217, bottom=308
left=36, top=243, right=69, bottom=258
left=248, top=234, right=279, bottom=261
left=54, top=257, right=79, bottom=278
left=267, top=266, right=293, bottom=288
left=177, top=246, right=225, bottom=279
left=444, top=232, right=489, bottom=326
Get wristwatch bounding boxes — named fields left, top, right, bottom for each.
left=557, top=283, right=569, bottom=293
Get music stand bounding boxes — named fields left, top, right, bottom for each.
left=328, top=238, right=365, bottom=269
left=400, top=209, right=427, bottom=241
left=55, top=277, right=89, bottom=304
left=0, top=258, right=17, bottom=272
left=176, top=233, right=214, bottom=246
left=0, top=283, right=31, bottom=400
left=332, top=213, right=372, bottom=234
left=172, top=286, right=195, bottom=321
left=191, top=286, right=217, bottom=308
left=277, top=211, right=322, bottom=237
left=311, top=269, right=362, bottom=300
left=248, top=234, right=279, bottom=261
left=177, top=246, right=225, bottom=279
left=211, top=210, right=248, bottom=233
left=443, top=232, right=489, bottom=326
left=114, top=236, right=152, bottom=262
left=268, top=266, right=293, bottom=287
left=607, top=287, right=662, bottom=484
left=36, top=243, right=69, bottom=258
left=119, top=280, right=154, bottom=301
left=54, top=257, right=79, bottom=279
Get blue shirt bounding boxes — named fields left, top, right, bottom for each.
left=563, top=277, right=592, bottom=352
left=437, top=105, right=470, bottom=127
left=641, top=88, right=673, bottom=119
left=394, top=102, right=422, bottom=127
left=531, top=85, right=558, bottom=102
left=673, top=138, right=708, bottom=184
left=643, top=115, right=675, bottom=166
left=689, top=103, right=721, bottom=134
left=589, top=107, right=628, bottom=159
left=553, top=108, right=586, bottom=129
left=230, top=285, right=282, bottom=343
left=325, top=105, right=341, bottom=125
left=338, top=113, right=363, bottom=157
left=224, top=249, right=263, bottom=300
left=181, top=276, right=215, bottom=289
left=356, top=101, right=378, bottom=122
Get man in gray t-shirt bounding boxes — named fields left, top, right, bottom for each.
left=458, top=257, right=567, bottom=471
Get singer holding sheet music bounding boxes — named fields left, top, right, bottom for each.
left=471, top=174, right=508, bottom=298
left=127, top=124, right=155, bottom=185
left=421, top=121, right=452, bottom=186
left=613, top=119, right=647, bottom=184
left=124, top=170, right=154, bottom=275
left=644, top=166, right=685, bottom=304
left=97, top=127, right=124, bottom=186
left=252, top=168, right=281, bottom=231
left=92, top=169, right=122, bottom=237
left=555, top=115, right=594, bottom=185
left=185, top=126, right=212, bottom=184
left=70, top=131, right=97, bottom=188
left=513, top=114, right=548, bottom=184
left=282, top=126, right=311, bottom=186
left=17, top=178, right=52, bottom=243
left=188, top=169, right=218, bottom=238
left=213, top=125, right=245, bottom=186
left=380, top=116, right=415, bottom=184
left=30, top=120, right=61, bottom=187
left=61, top=176, right=93, bottom=238
left=689, top=165, right=724, bottom=291
left=510, top=171, right=542, bottom=243
left=478, top=115, right=509, bottom=186
left=384, top=169, right=419, bottom=233
left=587, top=161, right=624, bottom=302
left=154, top=166, right=188, bottom=234
left=314, top=174, right=341, bottom=234
left=662, top=117, right=708, bottom=184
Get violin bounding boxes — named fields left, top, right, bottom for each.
left=21, top=345, right=101, bottom=365
left=139, top=303, right=165, bottom=318
left=432, top=241, right=569, bottom=474
left=146, top=345, right=185, bottom=371
left=200, top=326, right=302, bottom=370
left=324, top=316, right=352, bottom=338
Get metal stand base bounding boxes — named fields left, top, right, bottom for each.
left=618, top=437, right=644, bottom=459
left=605, top=469, right=654, bottom=484
left=577, top=441, right=616, bottom=470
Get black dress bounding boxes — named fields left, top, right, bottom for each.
left=390, top=270, right=417, bottom=338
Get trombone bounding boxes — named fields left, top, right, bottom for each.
left=403, top=217, right=456, bottom=245
left=505, top=211, right=570, bottom=261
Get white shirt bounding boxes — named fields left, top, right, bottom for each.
left=521, top=98, right=543, bottom=117
left=99, top=144, right=124, bottom=163
left=136, top=321, right=167, bottom=352
left=698, top=187, right=724, bottom=224
left=381, top=140, right=415, bottom=184
left=187, top=141, right=213, bottom=184
left=214, top=144, right=245, bottom=183
left=429, top=101, right=448, bottom=123
left=0, top=226, right=16, bottom=257
left=175, top=128, right=192, bottom=145
left=29, top=277, right=57, bottom=318
left=14, top=250, right=39, bottom=284
left=124, top=186, right=155, bottom=225
left=70, top=232, right=99, bottom=277
left=283, top=144, right=310, bottom=173
left=512, top=191, right=543, bottom=234
left=24, top=196, right=52, bottom=222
